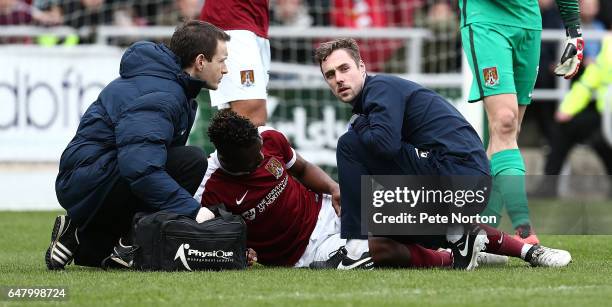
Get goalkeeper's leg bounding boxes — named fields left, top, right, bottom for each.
left=483, top=96, right=538, bottom=244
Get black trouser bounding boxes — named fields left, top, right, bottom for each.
left=74, top=146, right=207, bottom=267
left=545, top=106, right=612, bottom=176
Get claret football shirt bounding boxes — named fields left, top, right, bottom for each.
left=195, top=127, right=322, bottom=266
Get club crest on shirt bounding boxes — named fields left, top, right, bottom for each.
left=483, top=67, right=499, bottom=87
left=265, top=158, right=284, bottom=179
left=240, top=70, right=255, bottom=87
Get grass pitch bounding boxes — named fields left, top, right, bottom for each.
left=1, top=211, right=611, bottom=306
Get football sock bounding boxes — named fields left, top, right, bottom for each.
left=406, top=245, right=452, bottom=268
left=520, top=243, right=534, bottom=260
left=479, top=224, right=523, bottom=258
left=490, top=149, right=531, bottom=229
left=345, top=239, right=369, bottom=259
left=481, top=178, right=503, bottom=228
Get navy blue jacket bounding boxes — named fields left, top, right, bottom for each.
left=350, top=75, right=489, bottom=174
left=55, top=42, right=205, bottom=225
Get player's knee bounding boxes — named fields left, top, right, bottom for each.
left=491, top=109, right=518, bottom=136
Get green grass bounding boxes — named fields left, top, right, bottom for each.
left=1, top=211, right=611, bottom=306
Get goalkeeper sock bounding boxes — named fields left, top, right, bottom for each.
left=481, top=176, right=503, bottom=228
left=491, top=149, right=531, bottom=229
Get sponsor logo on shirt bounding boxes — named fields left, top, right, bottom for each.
left=242, top=208, right=256, bottom=221
left=240, top=175, right=288, bottom=221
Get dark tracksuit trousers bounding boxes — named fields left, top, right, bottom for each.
left=337, top=129, right=489, bottom=247
left=545, top=105, right=612, bottom=176
left=74, top=146, right=207, bottom=267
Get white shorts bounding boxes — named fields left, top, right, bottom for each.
left=210, top=30, right=270, bottom=109
left=294, top=194, right=346, bottom=268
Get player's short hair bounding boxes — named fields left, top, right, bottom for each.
left=169, top=20, right=230, bottom=68
left=208, top=109, right=260, bottom=153
left=314, top=38, right=362, bottom=67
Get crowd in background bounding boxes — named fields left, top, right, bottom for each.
left=2, top=0, right=611, bottom=69
left=2, top=0, right=612, bottom=191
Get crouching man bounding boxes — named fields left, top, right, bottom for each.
left=46, top=21, right=230, bottom=270
left=199, top=110, right=572, bottom=269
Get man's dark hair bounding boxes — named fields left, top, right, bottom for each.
left=208, top=109, right=260, bottom=152
left=169, top=20, right=230, bottom=68
left=314, top=38, right=361, bottom=67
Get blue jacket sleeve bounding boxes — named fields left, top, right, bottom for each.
left=114, top=92, right=200, bottom=218
left=352, top=79, right=407, bottom=159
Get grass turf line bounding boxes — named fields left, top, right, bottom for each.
left=0, top=211, right=611, bottom=306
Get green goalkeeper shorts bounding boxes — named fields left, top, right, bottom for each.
left=461, top=23, right=541, bottom=105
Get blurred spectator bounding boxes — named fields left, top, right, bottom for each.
left=0, top=0, right=43, bottom=43
left=330, top=0, right=423, bottom=72
left=306, top=0, right=330, bottom=26
left=271, top=0, right=312, bottom=28
left=0, top=0, right=33, bottom=25
left=413, top=0, right=459, bottom=73
left=580, top=0, right=606, bottom=66
left=270, top=0, right=313, bottom=65
left=156, top=0, right=203, bottom=26
left=62, top=0, right=122, bottom=28
left=595, top=0, right=611, bottom=29
left=533, top=36, right=612, bottom=197
left=32, top=0, right=63, bottom=25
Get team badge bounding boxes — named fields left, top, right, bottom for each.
left=265, top=158, right=284, bottom=179
left=240, top=70, right=255, bottom=87
left=483, top=67, right=499, bottom=87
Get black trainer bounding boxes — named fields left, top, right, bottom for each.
left=309, top=246, right=348, bottom=269
left=448, top=225, right=488, bottom=270
left=101, top=238, right=139, bottom=270
left=337, top=251, right=374, bottom=270
left=45, top=215, right=79, bottom=270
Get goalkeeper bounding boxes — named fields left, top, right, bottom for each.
left=459, top=0, right=583, bottom=244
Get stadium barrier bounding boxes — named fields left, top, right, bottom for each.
left=0, top=27, right=609, bottom=210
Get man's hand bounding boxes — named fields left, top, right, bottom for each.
left=555, top=111, right=574, bottom=123
left=554, top=28, right=584, bottom=79
left=330, top=184, right=341, bottom=216
left=195, top=207, right=215, bottom=223
left=246, top=248, right=258, bottom=266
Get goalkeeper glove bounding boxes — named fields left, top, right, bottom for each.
left=554, top=27, right=584, bottom=79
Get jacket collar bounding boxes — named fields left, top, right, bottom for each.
left=177, top=72, right=207, bottom=100
left=350, top=74, right=371, bottom=114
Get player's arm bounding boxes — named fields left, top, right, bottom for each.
left=350, top=79, right=406, bottom=159
left=115, top=93, right=203, bottom=220
left=553, top=0, right=583, bottom=79
left=288, top=153, right=341, bottom=215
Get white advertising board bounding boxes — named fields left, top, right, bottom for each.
left=0, top=45, right=123, bottom=162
